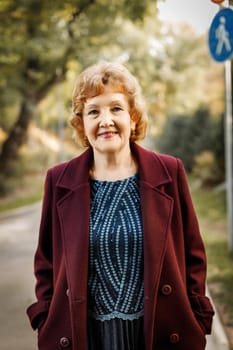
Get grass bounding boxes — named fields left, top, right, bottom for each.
left=0, top=173, right=43, bottom=213
left=0, top=191, right=42, bottom=213
left=0, top=137, right=78, bottom=213
left=191, top=184, right=233, bottom=347
left=0, top=145, right=58, bottom=214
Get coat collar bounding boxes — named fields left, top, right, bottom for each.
left=130, top=142, right=172, bottom=188
left=56, top=142, right=172, bottom=191
left=55, top=147, right=93, bottom=191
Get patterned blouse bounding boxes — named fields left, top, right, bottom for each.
left=88, top=174, right=144, bottom=321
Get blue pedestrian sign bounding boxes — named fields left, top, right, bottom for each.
left=208, top=8, right=233, bottom=62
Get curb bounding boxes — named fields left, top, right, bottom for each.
left=207, top=286, right=230, bottom=350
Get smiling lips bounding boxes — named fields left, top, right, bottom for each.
left=97, top=131, right=118, bottom=138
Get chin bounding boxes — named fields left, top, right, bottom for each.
left=95, top=139, right=122, bottom=152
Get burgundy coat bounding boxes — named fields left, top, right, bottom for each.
left=27, top=142, right=214, bottom=350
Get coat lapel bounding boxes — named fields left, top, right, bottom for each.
left=131, top=143, right=174, bottom=349
left=56, top=148, right=93, bottom=297
left=57, top=184, right=90, bottom=298
left=140, top=181, right=173, bottom=349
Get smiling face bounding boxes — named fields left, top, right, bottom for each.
left=70, top=62, right=148, bottom=148
left=83, top=90, right=135, bottom=157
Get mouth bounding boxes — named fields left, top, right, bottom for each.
left=97, top=131, right=118, bottom=139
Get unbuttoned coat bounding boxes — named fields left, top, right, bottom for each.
left=27, top=142, right=214, bottom=350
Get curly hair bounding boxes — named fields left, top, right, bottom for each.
left=70, top=61, right=148, bottom=147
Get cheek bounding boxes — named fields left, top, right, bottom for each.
left=83, top=120, right=97, bottom=137
left=83, top=118, right=91, bottom=130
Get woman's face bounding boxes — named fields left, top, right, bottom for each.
left=83, top=90, right=135, bottom=157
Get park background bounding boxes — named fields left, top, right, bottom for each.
left=0, top=0, right=232, bottom=348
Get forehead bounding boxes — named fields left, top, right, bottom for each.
left=84, top=91, right=128, bottom=107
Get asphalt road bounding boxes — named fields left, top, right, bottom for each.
left=0, top=203, right=230, bottom=350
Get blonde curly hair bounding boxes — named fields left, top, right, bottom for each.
left=70, top=61, right=148, bottom=147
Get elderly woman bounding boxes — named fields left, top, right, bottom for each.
left=27, top=62, right=214, bottom=350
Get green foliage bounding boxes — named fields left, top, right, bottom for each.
left=156, top=108, right=217, bottom=172
left=191, top=180, right=226, bottom=222
left=0, top=0, right=225, bottom=195
left=0, top=0, right=158, bottom=188
left=0, top=0, right=154, bottom=132
left=156, top=106, right=225, bottom=185
left=211, top=113, right=225, bottom=174
left=192, top=151, right=224, bottom=187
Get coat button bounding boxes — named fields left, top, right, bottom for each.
left=161, top=284, right=172, bottom=295
left=66, top=289, right=70, bottom=297
left=60, top=337, right=71, bottom=348
left=169, top=333, right=180, bottom=343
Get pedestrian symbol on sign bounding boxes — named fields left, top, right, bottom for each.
left=208, top=8, right=233, bottom=62
left=215, top=16, right=231, bottom=55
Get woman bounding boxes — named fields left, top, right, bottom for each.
left=27, top=62, right=214, bottom=350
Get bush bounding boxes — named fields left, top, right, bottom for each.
left=156, top=108, right=224, bottom=183
left=192, top=151, right=224, bottom=187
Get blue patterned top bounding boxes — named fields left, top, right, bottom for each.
left=88, top=174, right=144, bottom=321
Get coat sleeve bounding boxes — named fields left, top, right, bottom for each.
left=177, top=159, right=214, bottom=334
left=26, top=170, right=54, bottom=330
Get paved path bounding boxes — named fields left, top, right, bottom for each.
left=0, top=203, right=230, bottom=350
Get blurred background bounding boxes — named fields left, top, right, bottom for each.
left=0, top=0, right=232, bottom=349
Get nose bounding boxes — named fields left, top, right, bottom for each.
left=99, top=111, right=114, bottom=127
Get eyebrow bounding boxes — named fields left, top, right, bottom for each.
left=85, top=100, right=126, bottom=109
left=110, top=100, right=126, bottom=106
left=85, top=103, right=99, bottom=110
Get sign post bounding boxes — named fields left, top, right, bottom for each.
left=209, top=2, right=233, bottom=253
left=224, top=58, right=233, bottom=253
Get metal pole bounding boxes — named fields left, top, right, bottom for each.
left=224, top=59, right=233, bottom=253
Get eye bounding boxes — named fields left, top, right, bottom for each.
left=88, top=109, right=99, bottom=116
left=112, top=106, right=123, bottom=113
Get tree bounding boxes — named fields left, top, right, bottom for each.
left=0, top=0, right=154, bottom=182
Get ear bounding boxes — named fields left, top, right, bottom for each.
left=130, top=118, right=136, bottom=139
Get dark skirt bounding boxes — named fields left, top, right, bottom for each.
left=87, top=317, right=145, bottom=350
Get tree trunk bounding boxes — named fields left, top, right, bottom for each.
left=0, top=96, right=36, bottom=176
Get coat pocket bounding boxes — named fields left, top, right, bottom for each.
left=26, top=300, right=50, bottom=330
left=189, top=295, right=215, bottom=334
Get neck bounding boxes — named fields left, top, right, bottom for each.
left=90, top=148, right=137, bottom=181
